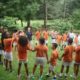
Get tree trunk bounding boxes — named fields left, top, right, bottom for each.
left=27, top=19, right=31, bottom=27
left=21, top=19, right=23, bottom=27
left=44, top=0, right=47, bottom=28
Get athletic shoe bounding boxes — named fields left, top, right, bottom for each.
left=59, top=73, right=63, bottom=77
left=26, top=75, right=30, bottom=80
left=64, top=73, right=68, bottom=78
left=39, top=76, right=43, bottom=80
left=17, top=74, right=21, bottom=80
left=52, top=75, right=57, bottom=80
left=46, top=73, right=50, bottom=77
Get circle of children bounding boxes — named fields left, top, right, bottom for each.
left=0, top=26, right=80, bottom=80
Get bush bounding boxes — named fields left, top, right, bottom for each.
left=0, top=16, right=19, bottom=32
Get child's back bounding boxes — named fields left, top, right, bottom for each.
left=35, top=44, right=48, bottom=57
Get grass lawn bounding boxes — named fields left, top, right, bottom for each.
left=0, top=37, right=80, bottom=80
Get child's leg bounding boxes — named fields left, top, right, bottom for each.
left=74, top=64, right=79, bottom=77
left=40, top=65, right=43, bottom=76
left=5, top=59, right=8, bottom=70
left=66, top=66, right=70, bottom=74
left=33, top=64, right=37, bottom=75
left=18, top=62, right=22, bottom=76
left=3, top=59, right=6, bottom=67
left=24, top=63, right=29, bottom=76
left=9, top=61, right=12, bottom=72
left=61, top=65, right=64, bottom=73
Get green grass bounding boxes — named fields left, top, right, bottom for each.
left=0, top=37, right=80, bottom=80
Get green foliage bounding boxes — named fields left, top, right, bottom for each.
left=70, top=9, right=80, bottom=30
left=0, top=16, right=19, bottom=31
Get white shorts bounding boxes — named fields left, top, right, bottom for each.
left=5, top=52, right=13, bottom=61
left=49, top=64, right=55, bottom=72
left=62, top=61, right=72, bottom=67
left=62, top=41, right=67, bottom=46
left=0, top=50, right=3, bottom=55
left=35, top=57, right=46, bottom=66
left=13, top=42, right=17, bottom=46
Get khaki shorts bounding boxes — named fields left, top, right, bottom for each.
left=5, top=52, right=13, bottom=61
left=19, top=59, right=28, bottom=64
left=35, top=57, right=46, bottom=66
left=49, top=64, right=55, bottom=72
left=74, top=62, right=80, bottom=65
left=62, top=61, right=72, bottom=67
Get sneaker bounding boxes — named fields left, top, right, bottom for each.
left=52, top=76, right=57, bottom=80
left=39, top=76, right=43, bottom=80
left=59, top=73, right=63, bottom=77
left=46, top=73, right=50, bottom=77
left=17, top=75, right=21, bottom=80
left=26, top=75, right=30, bottom=80
left=64, top=73, right=68, bottom=78
left=73, top=75, right=77, bottom=80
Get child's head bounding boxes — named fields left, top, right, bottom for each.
left=68, top=38, right=73, bottom=45
left=18, top=36, right=28, bottom=46
left=6, top=31, right=11, bottom=38
left=52, top=43, right=58, bottom=50
left=39, top=37, right=45, bottom=45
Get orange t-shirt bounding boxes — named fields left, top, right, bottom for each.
left=17, top=44, right=31, bottom=60
left=34, top=44, right=48, bottom=57
left=57, top=35, right=62, bottom=43
left=75, top=46, right=80, bottom=63
left=74, top=36, right=78, bottom=44
left=50, top=49, right=59, bottom=66
left=4, top=38, right=13, bottom=52
left=62, top=34, right=67, bottom=41
left=43, top=31, right=49, bottom=40
left=63, top=45, right=74, bottom=62
left=35, top=31, right=40, bottom=40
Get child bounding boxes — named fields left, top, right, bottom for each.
left=59, top=38, right=74, bottom=77
left=74, top=44, right=80, bottom=79
left=17, top=36, right=32, bottom=80
left=32, top=37, right=48, bottom=80
left=46, top=42, right=59, bottom=79
left=43, top=30, right=49, bottom=45
left=35, top=30, right=41, bottom=45
left=62, top=33, right=67, bottom=48
left=4, top=32, right=13, bottom=72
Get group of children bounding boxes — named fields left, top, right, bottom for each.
left=0, top=27, right=80, bottom=80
